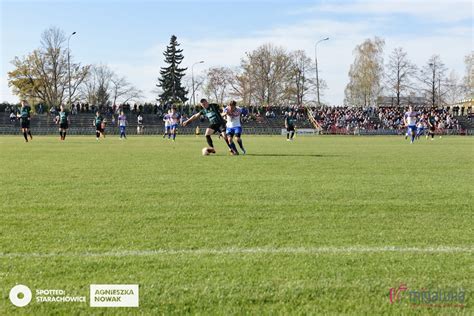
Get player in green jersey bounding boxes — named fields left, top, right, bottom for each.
left=93, top=111, right=105, bottom=140
left=17, top=100, right=33, bottom=142
left=55, top=105, right=70, bottom=140
left=182, top=98, right=237, bottom=154
left=285, top=111, right=296, bottom=141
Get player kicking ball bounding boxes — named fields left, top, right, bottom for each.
left=223, top=100, right=247, bottom=155
left=403, top=105, right=418, bottom=144
left=182, top=98, right=236, bottom=155
left=55, top=105, right=70, bottom=140
left=17, top=100, right=33, bottom=142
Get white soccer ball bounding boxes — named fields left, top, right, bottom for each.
left=202, top=147, right=211, bottom=156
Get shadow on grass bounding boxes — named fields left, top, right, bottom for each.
left=245, top=153, right=339, bottom=157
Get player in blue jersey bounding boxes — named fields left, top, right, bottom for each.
left=403, top=106, right=418, bottom=144
left=416, top=115, right=426, bottom=140
left=168, top=107, right=182, bottom=141
left=223, top=100, right=247, bottom=155
left=162, top=110, right=171, bottom=139
left=118, top=111, right=127, bottom=139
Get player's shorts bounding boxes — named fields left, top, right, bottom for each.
left=20, top=119, right=30, bottom=129
left=286, top=126, right=295, bottom=132
left=170, top=124, right=178, bottom=129
left=59, top=122, right=68, bottom=129
left=407, top=125, right=416, bottom=134
left=119, top=126, right=126, bottom=133
left=96, top=124, right=104, bottom=133
left=429, top=126, right=435, bottom=132
left=226, top=126, right=242, bottom=137
left=416, top=128, right=424, bottom=135
left=208, top=122, right=226, bottom=133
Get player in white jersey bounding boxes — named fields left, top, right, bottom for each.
left=118, top=111, right=127, bottom=139
left=223, top=100, right=247, bottom=155
left=403, top=105, right=418, bottom=144
left=162, top=110, right=171, bottom=139
left=168, top=107, right=181, bottom=141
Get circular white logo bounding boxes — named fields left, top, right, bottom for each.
left=9, top=284, right=32, bottom=307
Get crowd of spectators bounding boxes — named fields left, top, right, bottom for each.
left=2, top=100, right=472, bottom=131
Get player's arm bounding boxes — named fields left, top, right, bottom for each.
left=182, top=112, right=201, bottom=126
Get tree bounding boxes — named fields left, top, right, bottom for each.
left=463, top=51, right=474, bottom=99
left=157, top=35, right=188, bottom=104
left=204, top=67, right=233, bottom=104
left=384, top=47, right=417, bottom=106
left=344, top=37, right=385, bottom=107
left=7, top=27, right=90, bottom=108
left=80, top=64, right=142, bottom=108
left=289, top=50, right=314, bottom=106
left=241, top=44, right=293, bottom=107
left=419, top=55, right=448, bottom=107
left=110, top=76, right=143, bottom=105
left=444, top=70, right=463, bottom=106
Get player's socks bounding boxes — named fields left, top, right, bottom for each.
left=63, top=131, right=67, bottom=140
left=172, top=133, right=176, bottom=140
left=290, top=131, right=295, bottom=140
left=206, top=135, right=214, bottom=148
left=23, top=131, right=28, bottom=141
left=28, top=131, right=32, bottom=140
left=230, top=142, right=238, bottom=154
left=59, top=131, right=63, bottom=139
left=287, top=133, right=290, bottom=140
left=237, top=139, right=245, bottom=153
left=411, top=134, right=415, bottom=142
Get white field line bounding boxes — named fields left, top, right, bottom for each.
left=0, top=246, right=473, bottom=259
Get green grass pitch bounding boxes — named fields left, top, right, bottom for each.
left=0, top=135, right=472, bottom=314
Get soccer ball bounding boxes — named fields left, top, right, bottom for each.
left=202, top=147, right=211, bottom=156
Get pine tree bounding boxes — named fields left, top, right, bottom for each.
left=157, top=35, right=188, bottom=104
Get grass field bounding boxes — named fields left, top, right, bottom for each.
left=0, top=135, right=472, bottom=315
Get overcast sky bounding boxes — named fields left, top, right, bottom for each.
left=0, top=0, right=472, bottom=105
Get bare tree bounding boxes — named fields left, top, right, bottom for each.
left=241, top=44, right=293, bottom=107
left=204, top=67, right=233, bottom=104
left=419, top=55, right=448, bottom=107
left=444, top=70, right=464, bottom=106
left=110, top=76, right=143, bottom=105
left=344, top=37, right=385, bottom=107
left=463, top=51, right=474, bottom=99
left=289, top=50, right=315, bottom=106
left=385, top=47, right=417, bottom=106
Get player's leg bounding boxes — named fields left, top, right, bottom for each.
left=290, top=127, right=295, bottom=140
left=171, top=125, right=177, bottom=141
left=286, top=127, right=290, bottom=140
left=410, top=126, right=415, bottom=143
left=59, top=127, right=63, bottom=140
left=63, top=127, right=67, bottom=140
left=205, top=127, right=216, bottom=149
left=235, top=128, right=245, bottom=154
left=226, top=129, right=238, bottom=155
left=21, top=127, right=28, bottom=142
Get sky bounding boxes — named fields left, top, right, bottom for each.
left=0, top=0, right=472, bottom=105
